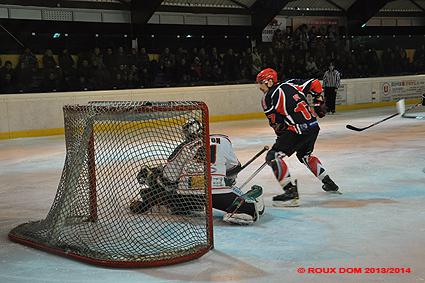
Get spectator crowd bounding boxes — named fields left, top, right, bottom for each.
left=1, top=24, right=424, bottom=94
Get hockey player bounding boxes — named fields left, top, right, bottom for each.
left=256, top=67, right=340, bottom=207
left=131, top=119, right=264, bottom=225
left=210, top=133, right=264, bottom=225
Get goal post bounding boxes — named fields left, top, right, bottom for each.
left=9, top=101, right=213, bottom=267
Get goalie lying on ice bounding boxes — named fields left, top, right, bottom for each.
left=130, top=119, right=264, bottom=225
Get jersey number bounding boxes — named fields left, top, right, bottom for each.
left=210, top=144, right=217, bottom=163
left=294, top=101, right=312, bottom=120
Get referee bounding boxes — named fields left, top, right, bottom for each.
left=323, top=62, right=341, bottom=114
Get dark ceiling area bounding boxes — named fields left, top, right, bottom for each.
left=0, top=0, right=424, bottom=41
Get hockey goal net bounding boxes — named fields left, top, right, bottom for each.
left=9, top=101, right=213, bottom=267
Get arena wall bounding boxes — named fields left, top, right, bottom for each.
left=1, top=74, right=424, bottom=139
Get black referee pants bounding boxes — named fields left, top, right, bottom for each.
left=324, top=87, right=337, bottom=113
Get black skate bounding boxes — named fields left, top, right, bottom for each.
left=322, top=175, right=341, bottom=194
left=273, top=181, right=299, bottom=207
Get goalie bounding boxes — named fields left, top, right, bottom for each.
left=131, top=119, right=264, bottom=225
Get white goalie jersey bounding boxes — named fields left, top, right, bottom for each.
left=210, top=134, right=241, bottom=194
left=161, top=139, right=204, bottom=194
left=162, top=139, right=203, bottom=182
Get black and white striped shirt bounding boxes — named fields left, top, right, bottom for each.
left=323, top=69, right=341, bottom=88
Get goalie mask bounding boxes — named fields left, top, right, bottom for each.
left=182, top=118, right=202, bottom=140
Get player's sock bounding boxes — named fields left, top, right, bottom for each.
left=301, top=155, right=327, bottom=180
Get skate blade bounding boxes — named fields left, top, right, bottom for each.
left=272, top=199, right=300, bottom=207
left=327, top=190, right=342, bottom=195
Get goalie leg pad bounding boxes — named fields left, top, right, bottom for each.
left=225, top=185, right=264, bottom=224
left=253, top=189, right=265, bottom=216
left=236, top=185, right=265, bottom=217
left=223, top=212, right=255, bottom=225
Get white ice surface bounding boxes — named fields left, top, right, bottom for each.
left=1, top=107, right=425, bottom=283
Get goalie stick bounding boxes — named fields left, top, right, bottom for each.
left=346, top=101, right=422, bottom=132
left=237, top=161, right=267, bottom=191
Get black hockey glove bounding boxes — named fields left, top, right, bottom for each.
left=314, top=104, right=327, bottom=118
left=137, top=167, right=161, bottom=185
left=312, top=96, right=327, bottom=118
left=224, top=177, right=236, bottom=187
left=225, top=164, right=242, bottom=187
left=137, top=167, right=151, bottom=185
left=270, top=122, right=287, bottom=135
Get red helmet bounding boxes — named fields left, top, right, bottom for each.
left=256, top=68, right=278, bottom=84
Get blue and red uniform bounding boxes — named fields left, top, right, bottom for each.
left=261, top=78, right=327, bottom=187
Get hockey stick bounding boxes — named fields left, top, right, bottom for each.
left=346, top=102, right=421, bottom=132
left=402, top=113, right=425, bottom=120
left=226, top=145, right=269, bottom=181
left=240, top=146, right=269, bottom=171
left=238, top=161, right=267, bottom=190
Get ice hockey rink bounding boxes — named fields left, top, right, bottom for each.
left=1, top=106, right=424, bottom=283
